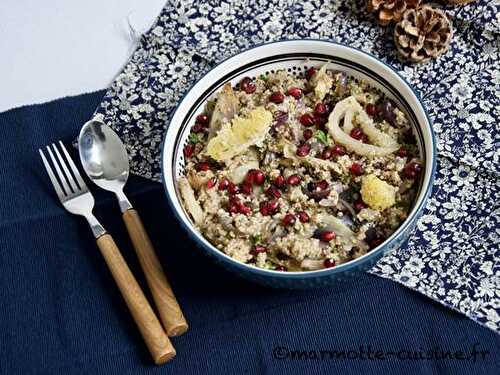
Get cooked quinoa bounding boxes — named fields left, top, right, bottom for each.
left=178, top=64, right=423, bottom=272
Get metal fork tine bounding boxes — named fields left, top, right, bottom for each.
left=46, top=145, right=71, bottom=196
left=39, top=149, right=66, bottom=199
left=59, top=140, right=87, bottom=190
left=52, top=142, right=78, bottom=193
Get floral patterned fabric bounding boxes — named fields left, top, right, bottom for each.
left=93, top=0, right=500, bottom=332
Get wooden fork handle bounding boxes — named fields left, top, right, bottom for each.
left=123, top=209, right=188, bottom=337
left=96, top=234, right=176, bottom=364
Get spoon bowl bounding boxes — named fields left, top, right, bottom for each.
left=79, top=120, right=130, bottom=190
left=79, top=120, right=132, bottom=211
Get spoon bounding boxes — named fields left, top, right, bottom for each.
left=78, top=120, right=188, bottom=337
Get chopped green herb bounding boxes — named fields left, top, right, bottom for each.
left=188, top=133, right=200, bottom=144
left=349, top=181, right=361, bottom=191
left=402, top=143, right=418, bottom=155
left=395, top=200, right=411, bottom=209
left=259, top=74, right=269, bottom=82
left=315, top=130, right=329, bottom=145
left=251, top=234, right=262, bottom=245
left=263, top=261, right=274, bottom=270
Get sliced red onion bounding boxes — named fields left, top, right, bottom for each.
left=334, top=71, right=348, bottom=97
left=274, top=110, right=289, bottom=125
left=381, top=100, right=396, bottom=125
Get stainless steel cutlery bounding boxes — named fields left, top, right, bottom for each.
left=78, top=120, right=188, bottom=337
left=39, top=141, right=176, bottom=365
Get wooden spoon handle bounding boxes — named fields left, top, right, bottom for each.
left=96, top=234, right=176, bottom=364
left=123, top=209, right=188, bottom=337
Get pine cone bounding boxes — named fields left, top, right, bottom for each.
left=394, top=5, right=453, bottom=63
left=367, top=0, right=421, bottom=26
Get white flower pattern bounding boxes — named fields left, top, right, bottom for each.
left=92, top=0, right=500, bottom=333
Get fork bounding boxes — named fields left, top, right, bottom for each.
left=39, top=141, right=175, bottom=365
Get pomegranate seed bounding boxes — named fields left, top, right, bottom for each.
left=269, top=91, right=285, bottom=104
left=296, top=143, right=311, bottom=157
left=313, top=113, right=327, bottom=126
left=287, top=87, right=302, bottom=99
left=252, top=245, right=267, bottom=255
left=274, top=175, right=285, bottom=187
left=350, top=162, right=364, bottom=176
left=332, top=144, right=346, bottom=156
left=192, top=123, right=204, bottom=133
left=253, top=169, right=266, bottom=185
left=244, top=169, right=264, bottom=185
left=303, top=129, right=313, bottom=140
left=354, top=200, right=367, bottom=211
left=218, top=178, right=230, bottom=190
left=266, top=186, right=282, bottom=199
left=238, top=204, right=251, bottom=215
left=287, top=174, right=301, bottom=186
left=244, top=170, right=255, bottom=184
left=267, top=199, right=280, bottom=213
left=282, top=213, right=296, bottom=226
left=317, top=180, right=329, bottom=190
left=299, top=113, right=315, bottom=127
left=259, top=203, right=269, bottom=216
left=240, top=77, right=256, bottom=94
left=398, top=147, right=408, bottom=158
left=321, top=148, right=333, bottom=160
left=275, top=265, right=287, bottom=272
left=260, top=200, right=279, bottom=216
left=207, top=177, right=217, bottom=189
left=228, top=204, right=239, bottom=214
left=319, top=231, right=336, bottom=242
left=305, top=67, right=317, bottom=80
left=228, top=182, right=240, bottom=195
left=196, top=114, right=209, bottom=125
left=297, top=211, right=310, bottom=223
left=314, top=102, right=328, bottom=116
left=183, top=144, right=195, bottom=158
left=229, top=196, right=240, bottom=204
left=350, top=128, right=364, bottom=140
left=404, top=162, right=423, bottom=179
left=365, top=104, right=378, bottom=117
left=240, top=183, right=253, bottom=195
left=323, top=258, right=336, bottom=268
left=196, top=161, right=210, bottom=171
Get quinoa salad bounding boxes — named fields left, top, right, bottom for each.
left=178, top=64, right=423, bottom=272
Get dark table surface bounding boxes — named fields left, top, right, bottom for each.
left=0, top=91, right=498, bottom=374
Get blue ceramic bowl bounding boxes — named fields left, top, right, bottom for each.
left=162, top=40, right=436, bottom=289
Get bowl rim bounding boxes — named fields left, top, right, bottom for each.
left=161, top=39, right=436, bottom=279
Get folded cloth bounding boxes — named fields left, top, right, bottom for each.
left=92, top=0, right=500, bottom=332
